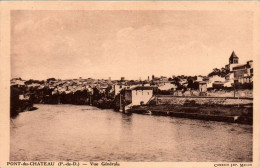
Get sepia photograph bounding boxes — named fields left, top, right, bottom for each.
left=9, top=9, right=254, bottom=162
left=0, top=1, right=259, bottom=167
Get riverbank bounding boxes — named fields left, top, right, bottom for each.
left=127, top=104, right=253, bottom=125
left=11, top=97, right=253, bottom=125
left=10, top=84, right=253, bottom=124
left=10, top=99, right=37, bottom=118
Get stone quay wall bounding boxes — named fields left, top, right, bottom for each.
left=156, top=96, right=253, bottom=106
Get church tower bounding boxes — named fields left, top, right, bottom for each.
left=229, top=51, right=239, bottom=64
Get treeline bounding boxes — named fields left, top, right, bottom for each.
left=10, top=84, right=118, bottom=117
left=10, top=87, right=35, bottom=117
left=208, top=68, right=229, bottom=77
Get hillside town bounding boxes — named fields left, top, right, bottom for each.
left=11, top=51, right=253, bottom=123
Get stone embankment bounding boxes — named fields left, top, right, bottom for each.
left=128, top=96, right=253, bottom=125
left=155, top=95, right=253, bottom=106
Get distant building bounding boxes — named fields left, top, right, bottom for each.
left=232, top=60, right=253, bottom=84
left=207, top=75, right=226, bottom=88
left=114, top=84, right=126, bottom=96
left=159, top=76, right=168, bottom=83
left=225, top=51, right=253, bottom=84
left=196, top=76, right=204, bottom=82
left=225, top=51, right=239, bottom=72
left=212, top=81, right=225, bottom=89
left=199, top=81, right=207, bottom=93
left=125, top=86, right=156, bottom=106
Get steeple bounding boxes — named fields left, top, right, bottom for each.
left=229, top=51, right=239, bottom=64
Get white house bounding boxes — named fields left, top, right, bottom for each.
left=114, top=84, right=127, bottom=96
left=125, top=86, right=155, bottom=106
left=207, top=75, right=226, bottom=88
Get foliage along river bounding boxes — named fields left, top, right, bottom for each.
left=10, top=104, right=252, bottom=161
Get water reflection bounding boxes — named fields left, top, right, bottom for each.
left=10, top=104, right=252, bottom=162
left=121, top=113, right=132, bottom=124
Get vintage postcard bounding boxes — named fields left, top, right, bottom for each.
left=0, top=1, right=259, bottom=168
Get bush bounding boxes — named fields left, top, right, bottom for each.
left=183, top=100, right=197, bottom=107
left=149, top=99, right=157, bottom=105
left=236, top=82, right=253, bottom=90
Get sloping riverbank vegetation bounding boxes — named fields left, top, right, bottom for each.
left=10, top=87, right=37, bottom=117
left=10, top=84, right=253, bottom=125
left=129, top=100, right=253, bottom=124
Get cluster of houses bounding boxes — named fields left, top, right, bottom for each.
left=11, top=51, right=253, bottom=107
left=200, top=51, right=253, bottom=91
left=225, top=51, right=253, bottom=84
left=113, top=51, right=254, bottom=106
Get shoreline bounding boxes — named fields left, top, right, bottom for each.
left=17, top=103, right=253, bottom=125
left=127, top=104, right=252, bottom=125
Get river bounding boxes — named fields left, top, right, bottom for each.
left=10, top=104, right=252, bottom=161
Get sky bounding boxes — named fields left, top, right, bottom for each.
left=11, top=10, right=253, bottom=80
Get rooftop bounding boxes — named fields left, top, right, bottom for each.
left=129, top=86, right=157, bottom=90
left=229, top=51, right=238, bottom=59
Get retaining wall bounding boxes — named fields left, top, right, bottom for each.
left=156, top=96, right=253, bottom=105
